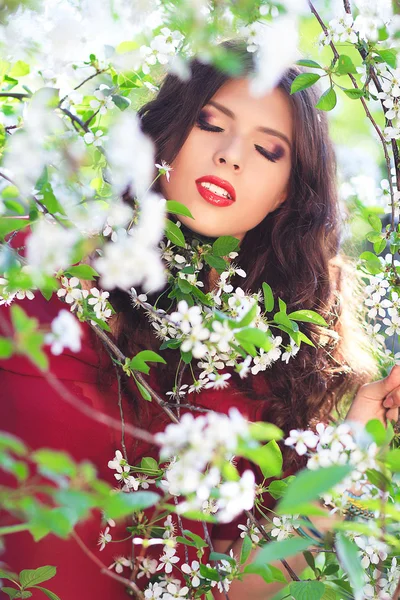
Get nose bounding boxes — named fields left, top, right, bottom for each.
left=213, top=136, right=243, bottom=172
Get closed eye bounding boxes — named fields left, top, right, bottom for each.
left=195, top=117, right=285, bottom=164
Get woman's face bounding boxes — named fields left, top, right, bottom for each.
left=159, top=77, right=293, bottom=241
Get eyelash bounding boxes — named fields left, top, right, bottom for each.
left=195, top=116, right=284, bottom=163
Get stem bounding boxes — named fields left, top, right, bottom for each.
left=72, top=531, right=144, bottom=600
left=0, top=523, right=30, bottom=535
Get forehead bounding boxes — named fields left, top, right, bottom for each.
left=208, top=78, right=293, bottom=143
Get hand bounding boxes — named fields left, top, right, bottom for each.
left=346, top=364, right=400, bottom=426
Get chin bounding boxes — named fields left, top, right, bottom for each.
left=180, top=218, right=238, bottom=240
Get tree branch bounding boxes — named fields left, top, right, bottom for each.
left=72, top=530, right=145, bottom=600
left=89, top=322, right=179, bottom=424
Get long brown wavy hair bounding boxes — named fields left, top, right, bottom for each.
left=107, top=38, right=378, bottom=443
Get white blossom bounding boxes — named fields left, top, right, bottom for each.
left=181, top=560, right=201, bottom=587
left=270, top=515, right=300, bottom=541
left=98, top=526, right=112, bottom=551
left=284, top=428, right=319, bottom=456
left=45, top=309, right=82, bottom=356
left=156, top=547, right=180, bottom=574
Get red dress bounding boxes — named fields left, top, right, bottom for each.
left=0, top=280, right=294, bottom=598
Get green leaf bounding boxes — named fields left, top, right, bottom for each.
left=0, top=217, right=31, bottom=239
left=320, top=587, right=337, bottom=600
left=287, top=310, right=328, bottom=327
left=0, top=432, right=27, bottom=456
left=376, top=49, right=397, bottom=69
left=296, top=59, right=322, bottom=69
left=165, top=200, right=194, bottom=219
left=316, top=87, right=337, bottom=111
left=165, top=219, right=185, bottom=248
left=359, top=251, right=382, bottom=275
left=19, top=566, right=56, bottom=588
left=335, top=533, right=365, bottom=600
left=64, top=264, right=99, bottom=279
left=243, top=563, right=286, bottom=583
left=204, top=254, right=227, bottom=273
left=291, top=73, right=321, bottom=94
left=236, top=303, right=258, bottom=328
left=252, top=537, right=311, bottom=566
left=267, top=476, right=295, bottom=500
left=343, top=88, right=365, bottom=99
left=0, top=337, right=13, bottom=358
left=240, top=440, right=282, bottom=479
left=38, top=183, right=65, bottom=216
left=262, top=282, right=274, bottom=312
left=30, top=587, right=61, bottom=600
left=336, top=55, right=357, bottom=75
left=289, top=581, right=325, bottom=600
left=130, top=350, right=166, bottom=374
left=374, top=237, right=387, bottom=255
left=9, top=60, right=30, bottom=77
left=140, top=456, right=158, bottom=472
left=235, top=328, right=273, bottom=352
left=103, top=491, right=159, bottom=519
left=180, top=349, right=192, bottom=364
left=277, top=465, right=352, bottom=513
left=176, top=536, right=197, bottom=548
left=1, top=589, right=20, bottom=599
left=112, top=94, right=131, bottom=110
left=133, top=377, right=152, bottom=401
left=182, top=530, right=208, bottom=549
left=199, top=564, right=220, bottom=582
left=33, top=449, right=77, bottom=477
left=386, top=448, right=400, bottom=471
left=365, top=419, right=386, bottom=445
left=248, top=422, right=283, bottom=442
left=0, top=569, right=19, bottom=583
left=209, top=552, right=236, bottom=566
left=240, top=535, right=252, bottom=564
left=212, top=235, right=240, bottom=256
left=368, top=214, right=382, bottom=233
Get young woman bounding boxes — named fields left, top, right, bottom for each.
left=1, top=38, right=400, bottom=600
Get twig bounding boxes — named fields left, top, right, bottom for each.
left=245, top=511, right=300, bottom=582
left=89, top=322, right=179, bottom=424
left=58, top=69, right=105, bottom=107
left=173, top=496, right=189, bottom=564
left=114, top=364, right=128, bottom=462
left=202, top=521, right=231, bottom=600
left=72, top=531, right=144, bottom=600
left=59, top=106, right=90, bottom=133
left=0, top=92, right=30, bottom=100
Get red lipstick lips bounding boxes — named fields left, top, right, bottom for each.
left=195, top=175, right=236, bottom=208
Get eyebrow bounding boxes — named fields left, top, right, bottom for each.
left=207, top=100, right=292, bottom=150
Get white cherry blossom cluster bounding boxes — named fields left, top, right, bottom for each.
left=155, top=408, right=257, bottom=523
left=108, top=450, right=156, bottom=493
left=319, top=3, right=393, bottom=47
left=363, top=557, right=400, bottom=599
left=363, top=269, right=400, bottom=365
left=0, top=275, right=35, bottom=306
left=284, top=422, right=385, bottom=514
left=139, top=27, right=185, bottom=75
left=57, top=277, right=112, bottom=323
